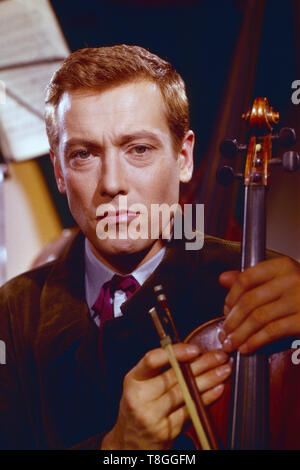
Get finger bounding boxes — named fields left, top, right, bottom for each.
left=154, top=403, right=188, bottom=443
left=222, top=296, right=296, bottom=353
left=152, top=358, right=231, bottom=419
left=132, top=343, right=200, bottom=381
left=161, top=349, right=229, bottom=400
left=194, top=361, right=231, bottom=394
left=154, top=383, right=226, bottom=443
left=223, top=258, right=284, bottom=313
left=222, top=276, right=286, bottom=335
left=219, top=271, right=240, bottom=315
left=189, top=349, right=229, bottom=376
left=136, top=349, right=229, bottom=404
left=218, top=270, right=239, bottom=289
left=201, top=384, right=225, bottom=406
left=238, top=312, right=300, bottom=354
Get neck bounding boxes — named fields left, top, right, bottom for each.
left=88, top=239, right=165, bottom=274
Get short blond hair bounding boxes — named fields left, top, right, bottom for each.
left=45, top=44, right=190, bottom=152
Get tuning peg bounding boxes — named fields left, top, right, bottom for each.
left=216, top=166, right=243, bottom=186
left=282, top=151, right=300, bottom=172
left=219, top=139, right=247, bottom=159
left=272, top=127, right=296, bottom=148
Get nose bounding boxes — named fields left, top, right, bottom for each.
left=100, top=150, right=128, bottom=198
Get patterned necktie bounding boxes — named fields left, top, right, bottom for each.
left=92, top=274, right=140, bottom=365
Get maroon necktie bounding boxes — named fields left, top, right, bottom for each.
left=92, top=274, right=140, bottom=364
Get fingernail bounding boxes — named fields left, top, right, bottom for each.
left=216, top=364, right=231, bottom=377
left=213, top=384, right=224, bottom=393
left=222, top=337, right=233, bottom=352
left=186, top=344, right=199, bottom=355
left=215, top=350, right=227, bottom=361
left=218, top=329, right=226, bottom=343
left=223, top=305, right=230, bottom=315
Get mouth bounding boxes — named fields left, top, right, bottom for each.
left=97, top=210, right=140, bottom=224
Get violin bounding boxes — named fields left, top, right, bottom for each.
left=153, top=98, right=300, bottom=449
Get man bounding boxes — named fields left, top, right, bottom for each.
left=0, top=45, right=299, bottom=450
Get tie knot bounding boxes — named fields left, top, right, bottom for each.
left=92, top=274, right=140, bottom=321
left=109, top=274, right=140, bottom=297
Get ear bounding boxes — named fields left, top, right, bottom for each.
left=50, top=149, right=66, bottom=194
left=178, top=130, right=194, bottom=183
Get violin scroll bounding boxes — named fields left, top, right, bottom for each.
left=241, top=97, right=279, bottom=133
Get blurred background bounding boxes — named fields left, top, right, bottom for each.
left=1, top=0, right=300, bottom=281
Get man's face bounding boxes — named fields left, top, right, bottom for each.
left=51, top=80, right=194, bottom=265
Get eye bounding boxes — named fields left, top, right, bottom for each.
left=71, top=150, right=92, bottom=159
left=131, top=145, right=150, bottom=155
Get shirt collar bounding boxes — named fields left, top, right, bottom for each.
left=84, top=238, right=166, bottom=311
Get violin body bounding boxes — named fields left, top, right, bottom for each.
left=185, top=317, right=300, bottom=449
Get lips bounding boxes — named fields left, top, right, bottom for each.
left=98, top=210, right=139, bottom=224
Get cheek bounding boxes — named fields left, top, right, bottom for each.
left=147, top=164, right=180, bottom=203
left=64, top=174, right=96, bottom=214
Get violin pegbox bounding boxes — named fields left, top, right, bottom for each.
left=218, top=97, right=300, bottom=187
left=242, top=97, right=278, bottom=186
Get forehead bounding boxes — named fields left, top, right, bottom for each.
left=56, top=81, right=171, bottom=145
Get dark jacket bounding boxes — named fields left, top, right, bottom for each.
left=0, top=232, right=243, bottom=449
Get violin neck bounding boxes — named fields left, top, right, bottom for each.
left=228, top=185, right=269, bottom=449
left=241, top=186, right=266, bottom=269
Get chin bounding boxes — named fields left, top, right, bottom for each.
left=94, top=237, right=154, bottom=257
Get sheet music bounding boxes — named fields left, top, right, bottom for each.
left=0, top=0, right=70, bottom=161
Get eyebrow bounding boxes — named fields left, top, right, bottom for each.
left=62, top=139, right=100, bottom=157
left=116, top=131, right=163, bottom=147
left=62, top=131, right=163, bottom=156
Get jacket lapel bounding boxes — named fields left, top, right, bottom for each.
left=34, top=232, right=100, bottom=383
